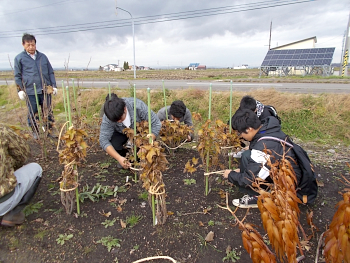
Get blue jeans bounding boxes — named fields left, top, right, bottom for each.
left=26, top=93, right=54, bottom=131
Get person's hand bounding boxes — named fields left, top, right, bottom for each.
left=18, top=91, right=26, bottom=100
left=118, top=156, right=131, bottom=169
left=187, top=135, right=192, bottom=142
left=223, top=170, right=231, bottom=179
left=53, top=87, right=58, bottom=95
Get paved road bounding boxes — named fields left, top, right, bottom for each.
left=1, top=79, right=349, bottom=94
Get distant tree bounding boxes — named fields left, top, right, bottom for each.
left=99, top=66, right=103, bottom=71
left=123, top=61, right=129, bottom=70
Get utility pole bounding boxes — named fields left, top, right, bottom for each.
left=341, top=12, right=350, bottom=77
left=268, top=21, right=272, bottom=50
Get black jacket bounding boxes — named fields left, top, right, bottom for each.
left=228, top=117, right=301, bottom=187
left=259, top=105, right=281, bottom=124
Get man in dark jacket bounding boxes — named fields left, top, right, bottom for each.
left=14, top=33, right=57, bottom=139
left=223, top=109, right=301, bottom=208
left=239, top=95, right=280, bottom=123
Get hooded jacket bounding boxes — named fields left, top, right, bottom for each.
left=99, top=98, right=161, bottom=151
left=14, top=50, right=56, bottom=95
left=228, top=116, right=301, bottom=187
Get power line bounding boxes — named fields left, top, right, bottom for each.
left=0, top=0, right=316, bottom=38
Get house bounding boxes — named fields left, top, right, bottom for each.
left=103, top=64, right=123, bottom=71
left=260, top=36, right=335, bottom=76
left=233, top=64, right=249, bottom=69
left=188, top=63, right=200, bottom=70
left=197, top=65, right=207, bottom=70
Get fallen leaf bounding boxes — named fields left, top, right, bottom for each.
left=99, top=211, right=111, bottom=217
left=198, top=221, right=204, bottom=227
left=167, top=211, right=174, bottom=216
left=116, top=206, right=123, bottom=212
left=119, top=199, right=127, bottom=205
left=316, top=180, right=324, bottom=187
left=300, top=240, right=311, bottom=251
left=205, top=231, right=214, bottom=242
left=120, top=219, right=127, bottom=229
left=33, top=218, right=44, bottom=223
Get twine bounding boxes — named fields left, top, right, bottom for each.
left=133, top=256, right=177, bottom=263
left=160, top=139, right=188, bottom=150
left=56, top=121, right=70, bottom=151
left=60, top=182, right=78, bottom=192
left=220, top=146, right=236, bottom=149
left=204, top=170, right=226, bottom=176
left=129, top=166, right=142, bottom=172
left=148, top=183, right=165, bottom=196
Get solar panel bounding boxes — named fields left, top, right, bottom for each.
left=261, top=47, right=335, bottom=67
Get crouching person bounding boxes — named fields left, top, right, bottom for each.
left=222, top=109, right=302, bottom=208
left=99, top=93, right=161, bottom=169
left=0, top=124, right=42, bottom=226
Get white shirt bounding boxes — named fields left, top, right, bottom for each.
left=122, top=108, right=131, bottom=128
left=26, top=51, right=37, bottom=60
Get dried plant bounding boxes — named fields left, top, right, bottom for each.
left=159, top=119, right=192, bottom=152
left=124, top=121, right=169, bottom=225
left=197, top=119, right=241, bottom=172
left=57, top=126, right=88, bottom=214
left=323, top=165, right=350, bottom=263
left=257, top=150, right=305, bottom=263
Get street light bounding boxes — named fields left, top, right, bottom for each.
left=115, top=5, right=136, bottom=79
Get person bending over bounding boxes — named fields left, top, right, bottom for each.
left=239, top=95, right=280, bottom=123
left=157, top=100, right=194, bottom=141
left=0, top=124, right=42, bottom=226
left=99, top=93, right=161, bottom=169
left=222, top=109, right=301, bottom=208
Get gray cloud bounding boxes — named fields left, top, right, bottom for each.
left=0, top=0, right=348, bottom=69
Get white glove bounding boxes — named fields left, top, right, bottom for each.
left=18, top=91, right=26, bottom=100
left=53, top=87, right=58, bottom=95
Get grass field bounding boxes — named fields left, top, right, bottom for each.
left=1, top=80, right=350, bottom=145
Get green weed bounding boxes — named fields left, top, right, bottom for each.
left=183, top=178, right=196, bottom=185
left=56, top=234, right=73, bottom=245
left=23, top=201, right=43, bottom=216
left=222, top=248, right=241, bottom=262
left=125, top=213, right=142, bottom=228
left=208, top=220, right=215, bottom=226
left=101, top=218, right=116, bottom=228
left=97, top=236, right=121, bottom=252
left=138, top=191, right=148, bottom=201
left=34, top=229, right=48, bottom=241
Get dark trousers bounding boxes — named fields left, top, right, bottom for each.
left=237, top=150, right=259, bottom=195
left=27, top=93, right=54, bottom=131
left=111, top=131, right=128, bottom=157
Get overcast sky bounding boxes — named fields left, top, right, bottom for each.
left=0, top=0, right=349, bottom=69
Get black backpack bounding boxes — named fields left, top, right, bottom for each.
left=265, top=105, right=281, bottom=124
left=258, top=136, right=318, bottom=204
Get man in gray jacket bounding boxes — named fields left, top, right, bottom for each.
left=14, top=33, right=57, bottom=139
left=157, top=100, right=193, bottom=141
left=99, top=93, right=161, bottom=169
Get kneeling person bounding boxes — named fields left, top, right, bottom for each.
left=0, top=124, right=42, bottom=226
left=157, top=100, right=194, bottom=141
left=222, top=109, right=301, bottom=208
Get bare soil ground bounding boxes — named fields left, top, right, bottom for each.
left=0, top=137, right=349, bottom=263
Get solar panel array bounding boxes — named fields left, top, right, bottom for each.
left=261, top=48, right=335, bottom=67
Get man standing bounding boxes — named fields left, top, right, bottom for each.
left=14, top=33, right=57, bottom=139
left=0, top=124, right=42, bottom=226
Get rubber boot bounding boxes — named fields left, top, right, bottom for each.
left=1, top=176, right=41, bottom=227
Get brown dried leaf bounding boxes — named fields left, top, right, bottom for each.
left=120, top=219, right=127, bottom=228
left=119, top=198, right=127, bottom=205
left=205, top=231, right=214, bottom=242
left=316, top=180, right=324, bottom=187
left=198, top=221, right=205, bottom=227
left=99, top=211, right=111, bottom=217
left=167, top=211, right=174, bottom=216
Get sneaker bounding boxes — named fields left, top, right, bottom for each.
left=1, top=211, right=25, bottom=227
left=232, top=195, right=258, bottom=208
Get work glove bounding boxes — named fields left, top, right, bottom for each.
left=53, top=87, right=58, bottom=95
left=18, top=90, right=26, bottom=100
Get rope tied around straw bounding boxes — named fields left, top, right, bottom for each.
left=159, top=139, right=188, bottom=150
left=148, top=182, right=165, bottom=196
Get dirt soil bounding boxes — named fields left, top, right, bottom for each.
left=0, top=138, right=350, bottom=263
